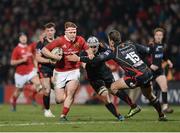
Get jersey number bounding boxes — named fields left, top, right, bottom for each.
left=125, top=51, right=140, bottom=63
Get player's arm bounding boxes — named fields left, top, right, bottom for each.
left=10, top=58, right=28, bottom=66
left=41, top=38, right=62, bottom=61
left=163, top=44, right=173, bottom=68
left=134, top=43, right=151, bottom=55
left=10, top=49, right=28, bottom=66
left=68, top=49, right=113, bottom=64
left=36, top=42, right=53, bottom=64
left=84, top=49, right=113, bottom=63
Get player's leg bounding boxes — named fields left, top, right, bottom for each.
left=11, top=73, right=26, bottom=111
left=140, top=84, right=167, bottom=121
left=91, top=80, right=124, bottom=121
left=110, top=77, right=141, bottom=118
left=60, top=80, right=79, bottom=120
left=110, top=77, right=129, bottom=91
left=156, top=75, right=173, bottom=113
left=40, top=77, right=55, bottom=117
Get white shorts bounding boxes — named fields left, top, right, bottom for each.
left=53, top=69, right=80, bottom=89
left=14, top=68, right=38, bottom=88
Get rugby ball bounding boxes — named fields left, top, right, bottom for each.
left=51, top=47, right=63, bottom=56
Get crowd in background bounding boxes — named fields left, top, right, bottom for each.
left=0, top=0, right=180, bottom=84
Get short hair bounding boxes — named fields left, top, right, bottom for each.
left=108, top=30, right=121, bottom=43
left=44, top=22, right=56, bottom=29
left=153, top=28, right=165, bottom=35
left=64, top=21, right=77, bottom=29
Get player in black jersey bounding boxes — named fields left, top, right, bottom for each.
left=68, top=36, right=141, bottom=120
left=36, top=22, right=56, bottom=117
left=108, top=30, right=167, bottom=121
left=69, top=30, right=167, bottom=121
left=150, top=28, right=173, bottom=113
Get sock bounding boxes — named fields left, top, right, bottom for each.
left=150, top=98, right=164, bottom=117
left=62, top=106, right=70, bottom=116
left=162, top=92, right=167, bottom=104
left=32, top=91, right=37, bottom=101
left=115, top=90, right=137, bottom=108
left=43, top=95, right=50, bottom=110
left=12, top=96, right=17, bottom=107
left=105, top=103, right=120, bottom=118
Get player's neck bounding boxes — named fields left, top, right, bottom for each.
left=64, top=35, right=75, bottom=42
left=18, top=43, right=27, bottom=47
left=46, top=37, right=54, bottom=42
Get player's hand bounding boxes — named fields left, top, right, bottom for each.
left=150, top=64, right=159, bottom=71
left=53, top=54, right=62, bottom=61
left=88, top=54, right=95, bottom=60
left=167, top=60, right=173, bottom=68
left=49, top=59, right=57, bottom=64
left=66, top=54, right=80, bottom=62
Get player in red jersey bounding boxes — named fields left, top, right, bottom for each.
left=10, top=33, right=42, bottom=111
left=42, top=21, right=93, bottom=121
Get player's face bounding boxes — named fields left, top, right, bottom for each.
left=154, top=31, right=163, bottom=44
left=89, top=44, right=99, bottom=54
left=65, top=28, right=77, bottom=42
left=108, top=37, right=115, bottom=51
left=45, top=27, right=55, bottom=39
left=19, top=35, right=27, bottom=44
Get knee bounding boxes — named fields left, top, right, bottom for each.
left=44, top=89, right=51, bottom=96
left=55, top=97, right=65, bottom=104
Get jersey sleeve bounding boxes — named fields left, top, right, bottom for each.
left=36, top=41, right=44, bottom=53
left=45, top=38, right=61, bottom=51
left=135, top=43, right=151, bottom=55
left=80, top=49, right=113, bottom=64
left=79, top=36, right=89, bottom=50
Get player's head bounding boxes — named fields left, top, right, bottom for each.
left=44, top=22, right=56, bottom=39
left=108, top=30, right=121, bottom=50
left=153, top=28, right=165, bottom=44
left=87, top=36, right=99, bottom=54
left=64, top=21, right=77, bottom=42
left=19, top=32, right=27, bottom=44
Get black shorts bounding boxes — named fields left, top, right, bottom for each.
left=89, top=78, right=114, bottom=94
left=38, top=68, right=53, bottom=78
left=152, top=68, right=164, bottom=79
left=124, top=69, right=153, bottom=88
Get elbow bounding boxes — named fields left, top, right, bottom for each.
left=10, top=60, right=15, bottom=66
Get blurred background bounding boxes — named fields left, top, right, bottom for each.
left=0, top=0, right=179, bottom=104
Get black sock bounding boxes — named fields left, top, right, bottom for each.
left=115, top=90, right=136, bottom=108
left=105, top=103, right=119, bottom=118
left=43, top=95, right=50, bottom=110
left=162, top=92, right=167, bottom=104
left=150, top=98, right=164, bottom=117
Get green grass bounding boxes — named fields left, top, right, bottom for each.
left=0, top=104, right=180, bottom=132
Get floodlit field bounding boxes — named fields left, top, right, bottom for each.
left=0, top=104, right=179, bottom=132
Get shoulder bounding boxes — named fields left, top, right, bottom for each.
left=76, top=36, right=86, bottom=43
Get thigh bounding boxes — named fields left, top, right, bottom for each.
left=156, top=75, right=168, bottom=90
left=66, top=80, right=79, bottom=96
left=40, top=77, right=51, bottom=91
left=90, top=80, right=106, bottom=94
left=111, top=78, right=129, bottom=91
left=55, top=88, right=65, bottom=100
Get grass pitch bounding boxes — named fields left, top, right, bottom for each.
left=0, top=104, right=180, bottom=132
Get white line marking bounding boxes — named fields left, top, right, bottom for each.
left=0, top=121, right=121, bottom=127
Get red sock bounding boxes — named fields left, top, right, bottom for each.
left=32, top=91, right=37, bottom=100
left=12, top=96, right=17, bottom=106
left=62, top=106, right=70, bottom=116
